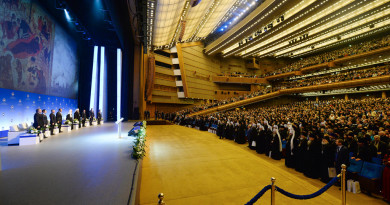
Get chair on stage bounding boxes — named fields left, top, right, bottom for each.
left=7, top=125, right=25, bottom=145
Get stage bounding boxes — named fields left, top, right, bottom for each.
left=0, top=122, right=138, bottom=205
left=140, top=125, right=388, bottom=205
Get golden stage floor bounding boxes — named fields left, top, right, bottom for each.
left=139, top=125, right=387, bottom=205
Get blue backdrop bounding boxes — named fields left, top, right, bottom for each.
left=0, top=88, right=77, bottom=130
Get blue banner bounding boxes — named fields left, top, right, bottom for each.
left=0, top=88, right=77, bottom=130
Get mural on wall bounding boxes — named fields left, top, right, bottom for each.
left=0, top=0, right=78, bottom=99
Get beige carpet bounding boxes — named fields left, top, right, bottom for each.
left=140, top=125, right=387, bottom=205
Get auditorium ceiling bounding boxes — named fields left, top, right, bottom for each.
left=146, top=0, right=390, bottom=58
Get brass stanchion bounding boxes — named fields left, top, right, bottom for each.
left=158, top=193, right=165, bottom=205
left=341, top=164, right=346, bottom=205
left=271, top=177, right=276, bottom=205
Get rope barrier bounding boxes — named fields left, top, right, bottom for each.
left=245, top=176, right=339, bottom=204
left=275, top=176, right=339, bottom=200
left=245, top=185, right=272, bottom=205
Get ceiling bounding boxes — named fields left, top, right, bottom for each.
left=147, top=0, right=390, bottom=59
left=40, top=0, right=121, bottom=47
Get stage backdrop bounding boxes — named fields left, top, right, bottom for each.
left=0, top=88, right=77, bottom=130
left=0, top=0, right=78, bottom=129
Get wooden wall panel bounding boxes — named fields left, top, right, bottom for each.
left=154, top=54, right=173, bottom=66
left=181, top=44, right=221, bottom=99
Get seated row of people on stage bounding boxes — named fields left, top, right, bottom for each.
left=33, top=108, right=102, bottom=134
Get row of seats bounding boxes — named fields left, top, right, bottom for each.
left=347, top=158, right=386, bottom=195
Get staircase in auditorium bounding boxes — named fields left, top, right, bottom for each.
left=188, top=75, right=390, bottom=117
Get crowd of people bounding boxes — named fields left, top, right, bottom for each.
left=177, top=63, right=389, bottom=116
left=272, top=65, right=390, bottom=90
left=170, top=98, right=390, bottom=184
left=260, top=34, right=390, bottom=77
left=33, top=108, right=102, bottom=134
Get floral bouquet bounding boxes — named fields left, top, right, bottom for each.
left=132, top=126, right=147, bottom=159
left=28, top=127, right=38, bottom=134
left=64, top=120, right=71, bottom=125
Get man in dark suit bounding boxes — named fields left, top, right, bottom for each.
left=370, top=135, right=388, bottom=158
left=49, top=109, right=56, bottom=135
left=82, top=110, right=87, bottom=127
left=42, top=109, right=48, bottom=129
left=97, top=109, right=102, bottom=125
left=335, top=139, right=349, bottom=174
left=155, top=110, right=158, bottom=120
left=89, top=108, right=95, bottom=125
left=33, top=109, right=43, bottom=129
left=56, top=108, right=63, bottom=133
left=74, top=109, right=81, bottom=128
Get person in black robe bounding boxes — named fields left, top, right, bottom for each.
left=264, top=126, right=273, bottom=157
left=225, top=122, right=233, bottom=140
left=235, top=123, right=246, bottom=144
left=247, top=124, right=256, bottom=149
left=353, top=137, right=376, bottom=162
left=74, top=109, right=81, bottom=128
left=256, top=125, right=266, bottom=154
left=49, top=109, right=56, bottom=135
left=304, top=134, right=322, bottom=179
left=285, top=125, right=299, bottom=168
left=270, top=128, right=283, bottom=160
left=217, top=121, right=225, bottom=139
left=345, top=132, right=358, bottom=156
left=97, top=109, right=102, bottom=125
left=66, top=110, right=73, bottom=130
left=320, top=137, right=336, bottom=183
left=56, top=108, right=62, bottom=133
left=82, top=110, right=87, bottom=127
left=295, top=134, right=308, bottom=173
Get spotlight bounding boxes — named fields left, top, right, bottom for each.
left=64, top=9, right=71, bottom=21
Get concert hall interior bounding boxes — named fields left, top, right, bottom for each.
left=1, top=0, right=390, bottom=204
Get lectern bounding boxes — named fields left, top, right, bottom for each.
left=115, top=118, right=124, bottom=138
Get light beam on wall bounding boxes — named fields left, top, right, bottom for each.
left=117, top=48, right=122, bottom=121
left=64, top=9, right=71, bottom=21
left=90, top=46, right=98, bottom=110
left=99, top=46, right=105, bottom=118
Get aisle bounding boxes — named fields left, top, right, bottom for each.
left=140, top=125, right=387, bottom=205
left=0, top=122, right=136, bottom=205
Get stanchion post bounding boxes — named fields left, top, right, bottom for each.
left=341, top=164, right=346, bottom=205
left=271, top=177, right=276, bottom=205
left=158, top=193, right=165, bottom=205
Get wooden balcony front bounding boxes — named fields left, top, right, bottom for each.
left=212, top=76, right=269, bottom=84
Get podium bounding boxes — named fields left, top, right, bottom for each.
left=115, top=118, right=124, bottom=138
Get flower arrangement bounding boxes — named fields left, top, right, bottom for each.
left=64, top=120, right=71, bottom=125
left=28, top=127, right=38, bottom=134
left=132, top=122, right=147, bottom=160
left=93, top=117, right=97, bottom=122
left=54, top=123, right=58, bottom=129
left=73, top=119, right=79, bottom=124
left=41, top=125, right=48, bottom=132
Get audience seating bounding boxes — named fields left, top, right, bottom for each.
left=358, top=162, right=385, bottom=195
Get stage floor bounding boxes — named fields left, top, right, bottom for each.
left=0, top=122, right=137, bottom=205
left=140, top=125, right=388, bottom=205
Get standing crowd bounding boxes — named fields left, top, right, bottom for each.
left=33, top=108, right=103, bottom=134
left=170, top=98, right=390, bottom=184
